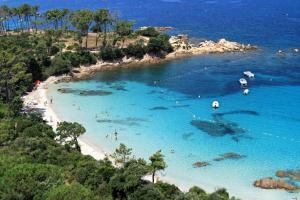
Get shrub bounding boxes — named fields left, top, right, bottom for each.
left=154, top=182, right=182, bottom=200
left=76, top=48, right=97, bottom=65
left=0, top=163, right=63, bottom=200
left=147, top=34, right=173, bottom=55
left=50, top=45, right=60, bottom=56
left=123, top=43, right=146, bottom=59
left=137, top=27, right=159, bottom=37
left=22, top=123, right=55, bottom=139
left=44, top=183, right=99, bottom=200
left=99, top=46, right=124, bottom=61
left=60, top=52, right=81, bottom=68
left=129, top=184, right=164, bottom=200
left=47, top=55, right=72, bottom=76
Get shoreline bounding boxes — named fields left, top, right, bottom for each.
left=22, top=76, right=161, bottom=184
left=22, top=76, right=107, bottom=160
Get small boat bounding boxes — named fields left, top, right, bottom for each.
left=239, top=78, right=248, bottom=87
left=243, top=89, right=250, bottom=95
left=278, top=50, right=284, bottom=54
left=243, top=71, right=255, bottom=78
left=212, top=101, right=220, bottom=109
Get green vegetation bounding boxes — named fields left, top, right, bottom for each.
left=0, top=4, right=239, bottom=200
left=147, top=34, right=174, bottom=56
left=137, top=27, right=160, bottom=37
left=123, top=43, right=146, bottom=59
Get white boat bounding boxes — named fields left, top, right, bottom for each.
left=243, top=71, right=255, bottom=78
left=212, top=101, right=220, bottom=109
left=243, top=89, right=250, bottom=95
left=239, top=78, right=248, bottom=87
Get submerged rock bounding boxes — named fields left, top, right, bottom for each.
left=150, top=106, right=169, bottom=111
left=213, top=152, right=246, bottom=161
left=193, top=161, right=210, bottom=168
left=191, top=109, right=259, bottom=138
left=97, top=117, right=149, bottom=127
left=109, top=85, right=127, bottom=91
left=276, top=170, right=300, bottom=181
left=78, top=90, right=112, bottom=96
left=253, top=177, right=297, bottom=191
left=182, top=132, right=194, bottom=140
left=58, top=88, right=112, bottom=96
left=191, top=119, right=245, bottom=137
left=276, top=170, right=288, bottom=178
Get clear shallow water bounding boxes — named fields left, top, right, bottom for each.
left=48, top=53, right=300, bottom=200
left=3, top=0, right=300, bottom=199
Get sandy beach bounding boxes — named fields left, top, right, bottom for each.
left=22, top=76, right=106, bottom=160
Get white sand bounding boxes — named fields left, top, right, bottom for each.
left=22, top=76, right=106, bottom=160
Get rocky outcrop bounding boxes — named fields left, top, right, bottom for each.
left=169, top=36, right=257, bottom=55
left=199, top=39, right=256, bottom=52
left=253, top=177, right=297, bottom=191
left=68, top=35, right=257, bottom=80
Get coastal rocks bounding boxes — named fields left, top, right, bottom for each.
left=213, top=152, right=246, bottom=162
left=198, top=39, right=257, bottom=53
left=193, top=161, right=210, bottom=168
left=139, top=26, right=174, bottom=32
left=253, top=177, right=297, bottom=191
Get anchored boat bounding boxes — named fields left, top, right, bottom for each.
left=212, top=101, right=220, bottom=109
left=243, top=71, right=255, bottom=78
left=239, top=78, right=248, bottom=87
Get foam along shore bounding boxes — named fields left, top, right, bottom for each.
left=22, top=76, right=106, bottom=160
left=69, top=37, right=257, bottom=80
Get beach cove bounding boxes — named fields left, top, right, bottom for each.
left=23, top=49, right=300, bottom=200
left=8, top=0, right=300, bottom=199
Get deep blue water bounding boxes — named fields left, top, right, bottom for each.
left=3, top=0, right=300, bottom=199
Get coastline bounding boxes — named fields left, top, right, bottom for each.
left=22, top=76, right=107, bottom=160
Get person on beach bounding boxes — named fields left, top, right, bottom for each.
left=50, top=97, right=53, bottom=104
left=114, top=130, right=118, bottom=141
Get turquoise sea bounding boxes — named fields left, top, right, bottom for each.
left=2, top=0, right=300, bottom=199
